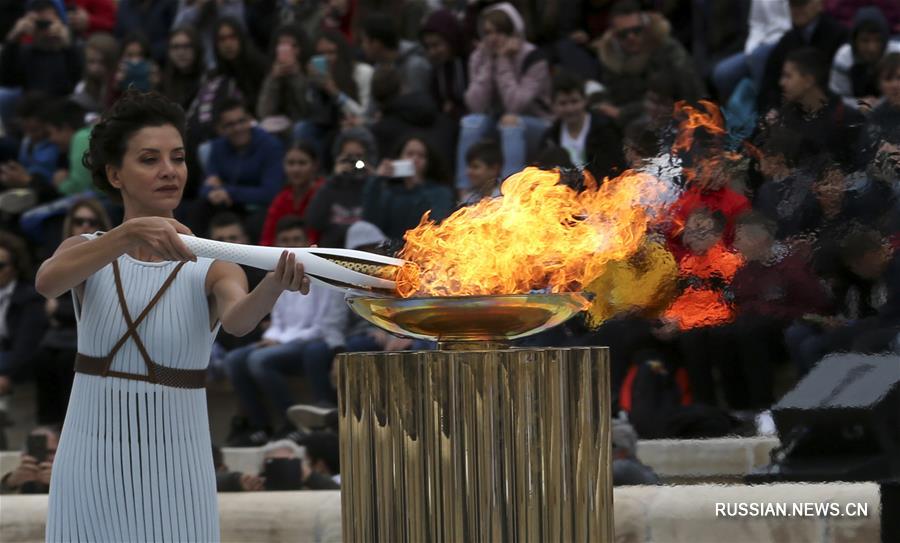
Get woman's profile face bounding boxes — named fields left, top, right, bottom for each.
left=108, top=124, right=187, bottom=214
left=69, top=205, right=101, bottom=237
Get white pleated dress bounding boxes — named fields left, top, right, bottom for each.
left=47, top=248, right=221, bottom=542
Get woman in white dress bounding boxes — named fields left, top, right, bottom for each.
left=36, top=90, right=310, bottom=542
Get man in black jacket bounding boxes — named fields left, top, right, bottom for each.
left=540, top=71, right=625, bottom=183
left=0, top=232, right=47, bottom=397
left=758, top=0, right=847, bottom=112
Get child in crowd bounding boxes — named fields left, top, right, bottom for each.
left=459, top=139, right=502, bottom=206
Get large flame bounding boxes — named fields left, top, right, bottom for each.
left=396, top=167, right=667, bottom=298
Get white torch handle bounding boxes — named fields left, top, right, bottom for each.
left=178, top=235, right=400, bottom=290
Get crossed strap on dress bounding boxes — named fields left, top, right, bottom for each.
left=74, top=260, right=207, bottom=389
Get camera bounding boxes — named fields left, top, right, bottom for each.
left=35, top=19, right=52, bottom=30
left=262, top=457, right=303, bottom=491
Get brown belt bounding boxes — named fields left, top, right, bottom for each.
left=75, top=353, right=207, bottom=389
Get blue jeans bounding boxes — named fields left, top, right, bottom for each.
left=711, top=42, right=776, bottom=101
left=224, top=338, right=335, bottom=429
left=455, top=113, right=550, bottom=190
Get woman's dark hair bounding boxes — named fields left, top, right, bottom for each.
left=271, top=23, right=310, bottom=66
left=161, top=27, right=205, bottom=108
left=83, top=90, right=186, bottom=202
left=0, top=231, right=32, bottom=281
left=213, top=17, right=267, bottom=108
left=394, top=134, right=449, bottom=185
left=287, top=139, right=320, bottom=163
left=315, top=29, right=359, bottom=102
left=119, top=32, right=151, bottom=60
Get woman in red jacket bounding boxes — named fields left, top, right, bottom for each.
left=260, top=140, right=325, bottom=246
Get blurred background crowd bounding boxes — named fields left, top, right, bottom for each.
left=0, top=0, right=898, bottom=493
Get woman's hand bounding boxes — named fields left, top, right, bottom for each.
left=123, top=217, right=196, bottom=262
left=261, top=250, right=310, bottom=294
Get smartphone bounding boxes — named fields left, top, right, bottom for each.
left=35, top=19, right=51, bottom=30
left=124, top=59, right=151, bottom=91
left=391, top=159, right=415, bottom=178
left=310, top=54, right=329, bottom=75
left=26, top=434, right=48, bottom=463
left=262, top=458, right=303, bottom=491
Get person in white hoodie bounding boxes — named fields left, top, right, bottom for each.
left=223, top=216, right=347, bottom=443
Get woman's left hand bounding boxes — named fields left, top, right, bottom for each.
left=264, top=250, right=310, bottom=293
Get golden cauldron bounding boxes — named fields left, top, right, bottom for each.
left=337, top=293, right=613, bottom=542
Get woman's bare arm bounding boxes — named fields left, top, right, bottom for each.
left=207, top=251, right=310, bottom=337
left=35, top=217, right=195, bottom=299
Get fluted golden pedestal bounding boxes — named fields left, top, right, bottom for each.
left=337, top=345, right=613, bottom=542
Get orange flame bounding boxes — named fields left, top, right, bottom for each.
left=663, top=243, right=743, bottom=329
left=396, top=167, right=667, bottom=298
left=672, top=100, right=725, bottom=155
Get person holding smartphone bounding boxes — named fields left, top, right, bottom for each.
left=364, top=134, right=455, bottom=241
left=257, top=23, right=310, bottom=128
left=0, top=427, right=59, bottom=494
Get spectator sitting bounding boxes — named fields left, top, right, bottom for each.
left=172, top=0, right=245, bottom=70
left=305, top=127, right=377, bottom=248
left=455, top=3, right=553, bottom=189
left=611, top=416, right=659, bottom=486
left=111, top=33, right=160, bottom=99
left=667, top=156, right=751, bottom=259
left=867, top=53, right=900, bottom=146
left=297, top=431, right=341, bottom=487
left=33, top=199, right=110, bottom=426
left=757, top=0, right=848, bottom=112
left=41, top=99, right=91, bottom=197
left=359, top=13, right=431, bottom=96
left=369, top=66, right=451, bottom=165
left=711, top=0, right=791, bottom=102
left=71, top=32, right=119, bottom=113
left=261, top=141, right=325, bottom=247
left=364, top=135, right=455, bottom=241
left=113, top=0, right=177, bottom=63
left=773, top=47, right=865, bottom=169
left=459, top=139, right=503, bottom=207
left=160, top=27, right=205, bottom=110
left=420, top=8, right=469, bottom=121
left=61, top=0, right=116, bottom=37
left=209, top=17, right=269, bottom=115
left=727, top=211, right=829, bottom=409
left=590, top=0, right=705, bottom=128
left=829, top=7, right=900, bottom=111
left=659, top=208, right=743, bottom=407
left=223, top=217, right=348, bottom=444
left=256, top=24, right=310, bottom=132
left=791, top=228, right=900, bottom=366
left=295, top=29, right=374, bottom=160
left=0, top=232, right=47, bottom=401
left=540, top=71, right=625, bottom=183
left=0, top=93, right=61, bottom=215
left=190, top=99, right=285, bottom=237
left=0, top=0, right=82, bottom=102
left=0, top=426, right=59, bottom=494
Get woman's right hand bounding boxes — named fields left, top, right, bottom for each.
left=122, top=217, right=196, bottom=262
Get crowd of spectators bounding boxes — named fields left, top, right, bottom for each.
left=0, top=0, right=898, bottom=485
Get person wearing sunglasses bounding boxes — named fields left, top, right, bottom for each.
left=590, top=0, right=705, bottom=128
left=31, top=199, right=111, bottom=427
